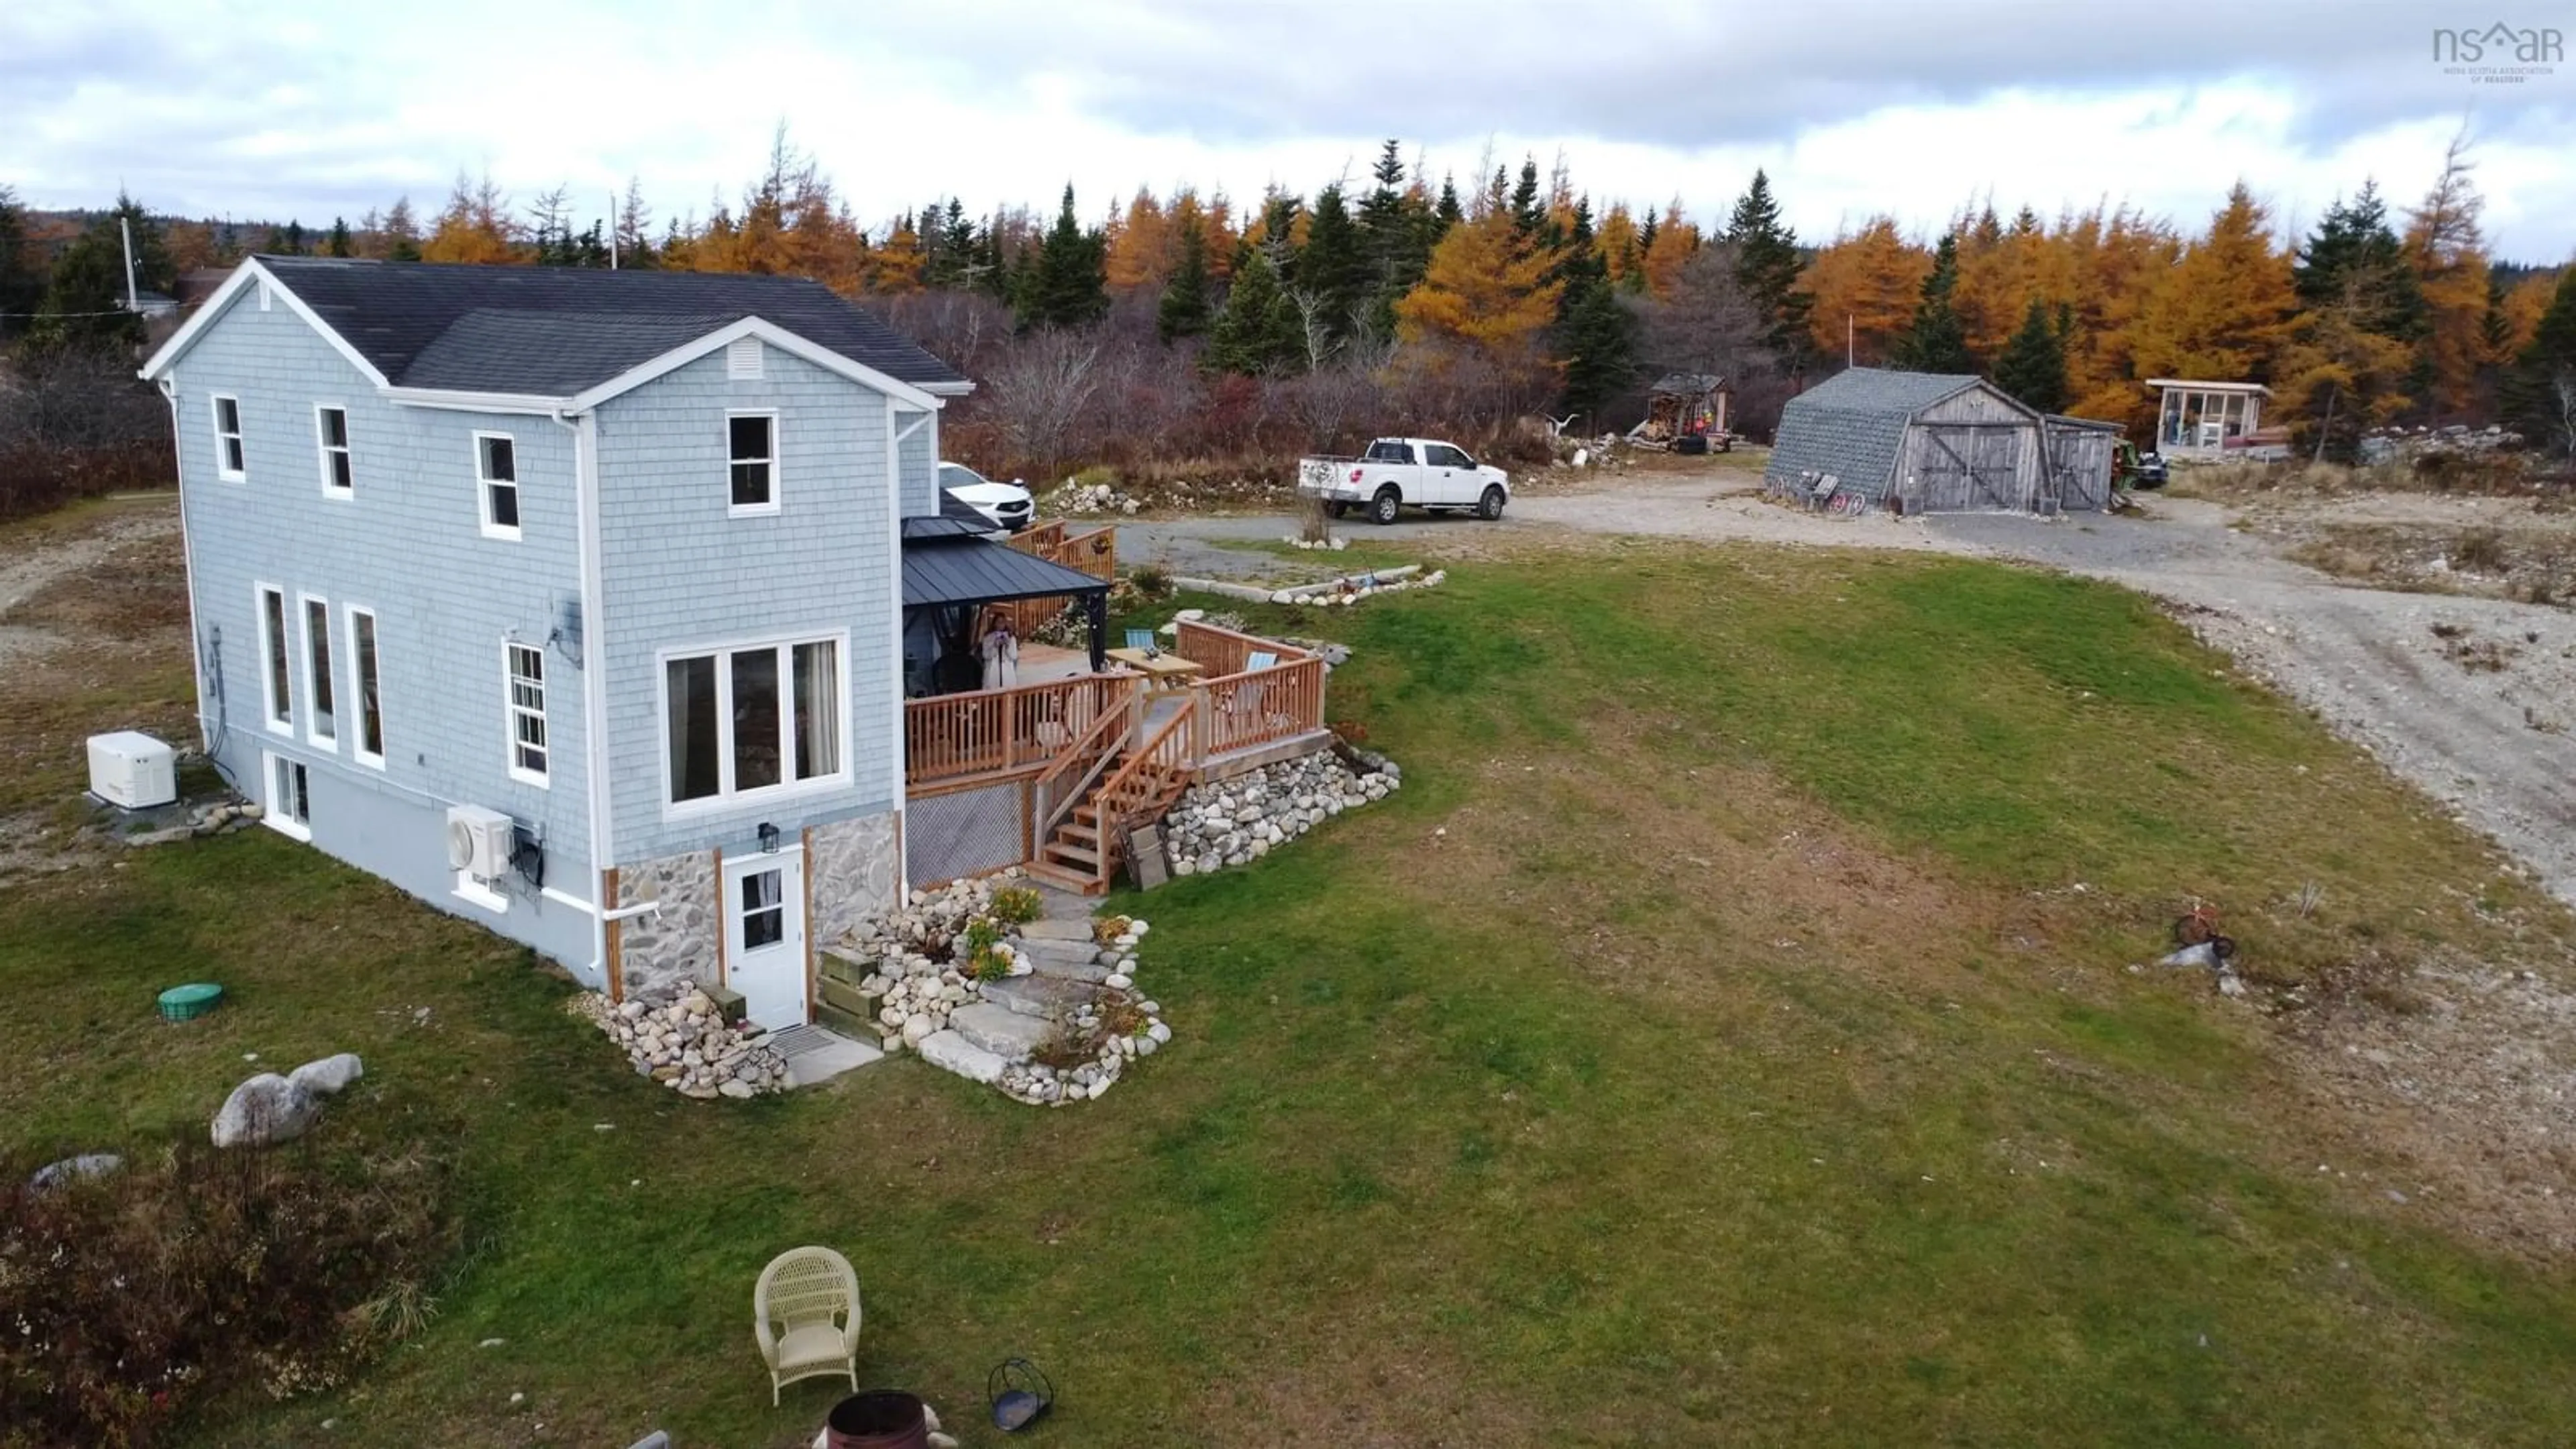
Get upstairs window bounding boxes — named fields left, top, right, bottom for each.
left=476, top=433, right=521, bottom=540
left=315, top=407, right=353, bottom=496
left=212, top=395, right=246, bottom=480
left=505, top=643, right=549, bottom=786
left=728, top=413, right=777, bottom=515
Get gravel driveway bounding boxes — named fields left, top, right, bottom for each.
left=1115, top=468, right=2576, bottom=907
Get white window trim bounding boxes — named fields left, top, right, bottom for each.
left=726, top=409, right=781, bottom=519
left=504, top=640, right=550, bottom=788
left=474, top=429, right=522, bottom=541
left=255, top=582, right=292, bottom=736
left=211, top=394, right=246, bottom=482
left=262, top=751, right=312, bottom=843
left=655, top=628, right=853, bottom=818
left=345, top=604, right=384, bottom=769
left=314, top=403, right=354, bottom=499
left=453, top=871, right=510, bottom=913
left=297, top=591, right=337, bottom=751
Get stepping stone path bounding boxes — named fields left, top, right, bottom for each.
left=897, top=890, right=1168, bottom=1107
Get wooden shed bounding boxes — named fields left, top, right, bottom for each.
left=1765, top=368, right=2065, bottom=514
left=1641, top=372, right=1731, bottom=443
left=2041, top=415, right=2123, bottom=513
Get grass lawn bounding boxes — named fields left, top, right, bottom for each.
left=6, top=533, right=2575, bottom=1447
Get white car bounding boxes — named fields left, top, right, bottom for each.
left=1295, top=437, right=1510, bottom=524
left=938, top=461, right=1034, bottom=533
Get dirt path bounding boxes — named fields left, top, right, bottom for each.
left=0, top=496, right=184, bottom=668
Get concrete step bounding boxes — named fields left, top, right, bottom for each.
left=917, top=1028, right=1009, bottom=1084
left=949, top=1001, right=1056, bottom=1061
left=1020, top=918, right=1096, bottom=942
left=979, top=974, right=1095, bottom=1022
left=1016, top=934, right=1108, bottom=968
left=816, top=975, right=872, bottom=1018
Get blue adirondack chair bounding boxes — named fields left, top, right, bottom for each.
left=1124, top=629, right=1157, bottom=655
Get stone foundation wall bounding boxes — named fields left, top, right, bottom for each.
left=810, top=810, right=900, bottom=950
left=614, top=849, right=718, bottom=1000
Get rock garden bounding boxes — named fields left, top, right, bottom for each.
left=825, top=872, right=1173, bottom=1107
left=1163, top=745, right=1401, bottom=877
left=568, top=989, right=793, bottom=1098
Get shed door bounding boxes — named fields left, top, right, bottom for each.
left=1914, top=425, right=2023, bottom=512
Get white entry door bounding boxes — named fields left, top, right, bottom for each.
left=724, top=850, right=807, bottom=1032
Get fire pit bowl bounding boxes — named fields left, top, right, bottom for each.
left=825, top=1389, right=929, bottom=1449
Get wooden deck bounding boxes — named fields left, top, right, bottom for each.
left=902, top=619, right=1332, bottom=892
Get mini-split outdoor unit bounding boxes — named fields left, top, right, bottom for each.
left=445, top=804, right=516, bottom=879
left=87, top=731, right=176, bottom=809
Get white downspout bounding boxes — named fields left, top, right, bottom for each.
left=553, top=407, right=615, bottom=992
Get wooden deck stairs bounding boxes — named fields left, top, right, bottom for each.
left=1024, top=696, right=1198, bottom=895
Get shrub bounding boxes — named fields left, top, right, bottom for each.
left=1126, top=563, right=1173, bottom=600
left=989, top=885, right=1043, bottom=926
left=0, top=1114, right=460, bottom=1447
left=2451, top=527, right=2509, bottom=574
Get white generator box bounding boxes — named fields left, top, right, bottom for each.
left=88, top=731, right=177, bottom=809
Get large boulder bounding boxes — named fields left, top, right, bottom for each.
left=288, top=1053, right=364, bottom=1096
left=211, top=1073, right=321, bottom=1148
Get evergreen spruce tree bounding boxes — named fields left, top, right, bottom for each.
left=1016, top=184, right=1109, bottom=330
left=2294, top=182, right=2428, bottom=341
left=1724, top=169, right=1813, bottom=365
left=323, top=217, right=354, bottom=257
left=1298, top=183, right=1366, bottom=346
left=1557, top=272, right=1638, bottom=420
left=0, top=186, right=40, bottom=336
left=1508, top=157, right=1544, bottom=239
left=1205, top=248, right=1304, bottom=375
left=1892, top=233, right=1975, bottom=374
left=1992, top=299, right=2070, bottom=413
left=1354, top=140, right=1434, bottom=339
left=284, top=220, right=307, bottom=256
left=32, top=195, right=170, bottom=350
left=2502, top=267, right=2576, bottom=456
left=1157, top=213, right=1213, bottom=343
left=1433, top=174, right=1463, bottom=231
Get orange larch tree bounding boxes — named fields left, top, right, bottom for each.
left=2404, top=135, right=2495, bottom=419
left=1394, top=205, right=1562, bottom=361
left=421, top=170, right=520, bottom=264
left=1638, top=201, right=1698, bottom=299
left=2126, top=183, right=2294, bottom=391
left=1799, top=215, right=1930, bottom=364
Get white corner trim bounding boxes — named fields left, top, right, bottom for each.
left=140, top=259, right=392, bottom=388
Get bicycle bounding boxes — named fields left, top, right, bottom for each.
left=2172, top=898, right=2237, bottom=962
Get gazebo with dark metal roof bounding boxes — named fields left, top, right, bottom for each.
left=899, top=526, right=1110, bottom=696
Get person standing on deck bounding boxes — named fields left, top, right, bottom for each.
left=978, top=607, right=1020, bottom=691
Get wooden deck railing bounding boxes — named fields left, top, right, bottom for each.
left=996, top=522, right=1119, bottom=635
left=1194, top=657, right=1328, bottom=759
left=1173, top=619, right=1314, bottom=677
left=904, top=674, right=1136, bottom=789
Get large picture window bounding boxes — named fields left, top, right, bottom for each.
left=347, top=607, right=384, bottom=767
left=301, top=594, right=336, bottom=747
left=258, top=585, right=292, bottom=732
left=663, top=635, right=845, bottom=807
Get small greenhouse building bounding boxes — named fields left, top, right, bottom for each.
left=1766, top=367, right=2114, bottom=515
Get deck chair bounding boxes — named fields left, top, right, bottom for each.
left=1124, top=629, right=1158, bottom=655
left=753, top=1246, right=862, bottom=1405
left=1244, top=650, right=1277, bottom=671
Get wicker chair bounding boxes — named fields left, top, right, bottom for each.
left=753, top=1246, right=861, bottom=1405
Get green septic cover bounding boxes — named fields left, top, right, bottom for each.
left=158, top=983, right=223, bottom=1019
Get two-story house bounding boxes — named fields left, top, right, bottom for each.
left=138, top=256, right=1132, bottom=1032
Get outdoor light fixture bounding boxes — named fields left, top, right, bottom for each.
left=757, top=822, right=780, bottom=855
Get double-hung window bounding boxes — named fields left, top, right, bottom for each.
left=212, top=396, right=246, bottom=481
left=301, top=594, right=336, bottom=748
left=476, top=432, right=521, bottom=540
left=257, top=584, right=292, bottom=733
left=663, top=635, right=844, bottom=807
left=315, top=406, right=353, bottom=496
left=346, top=606, right=384, bottom=767
left=504, top=643, right=549, bottom=786
left=727, top=413, right=777, bottom=515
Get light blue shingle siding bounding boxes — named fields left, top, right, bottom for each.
left=595, top=342, right=903, bottom=864
left=170, top=289, right=598, bottom=969
left=897, top=411, right=939, bottom=519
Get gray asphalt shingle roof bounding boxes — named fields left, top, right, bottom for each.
left=902, top=535, right=1109, bottom=609
left=257, top=255, right=967, bottom=394
left=1764, top=367, right=1982, bottom=501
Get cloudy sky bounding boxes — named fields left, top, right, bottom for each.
left=6, top=0, right=2573, bottom=257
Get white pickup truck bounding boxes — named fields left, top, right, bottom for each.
left=1295, top=437, right=1511, bottom=525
